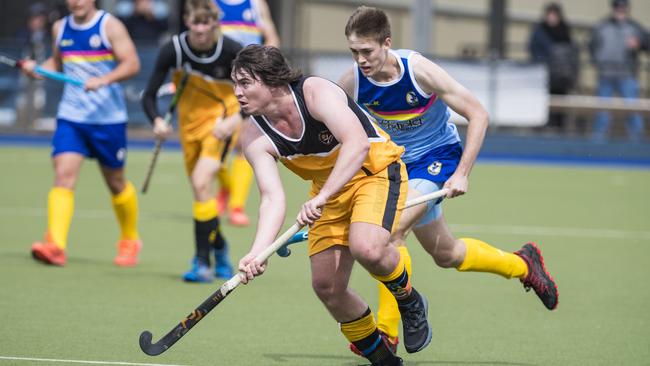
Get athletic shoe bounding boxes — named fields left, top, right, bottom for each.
left=228, top=207, right=250, bottom=226
left=214, top=244, right=234, bottom=279
left=350, top=332, right=399, bottom=357
left=515, top=242, right=559, bottom=310
left=398, top=288, right=432, bottom=353
left=183, top=257, right=214, bottom=283
left=114, top=239, right=142, bottom=267
left=370, top=357, right=403, bottom=366
left=31, top=235, right=66, bottom=266
left=216, top=188, right=229, bottom=215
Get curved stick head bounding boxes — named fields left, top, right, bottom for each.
left=139, top=330, right=167, bottom=356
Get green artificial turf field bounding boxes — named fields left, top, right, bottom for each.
left=1, top=146, right=649, bottom=366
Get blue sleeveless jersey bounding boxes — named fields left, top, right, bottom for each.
left=56, top=11, right=127, bottom=124
left=216, top=0, right=263, bottom=46
left=355, top=49, right=459, bottom=164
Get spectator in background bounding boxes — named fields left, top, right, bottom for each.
left=528, top=2, right=579, bottom=130
left=16, top=3, right=51, bottom=61
left=121, top=0, right=168, bottom=42
left=15, top=3, right=52, bottom=130
left=589, top=0, right=649, bottom=142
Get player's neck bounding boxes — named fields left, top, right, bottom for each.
left=72, top=9, right=98, bottom=25
left=370, top=52, right=400, bottom=83
left=262, top=87, right=300, bottom=132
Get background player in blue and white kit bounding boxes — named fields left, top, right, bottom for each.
left=338, top=6, right=559, bottom=353
left=22, top=0, right=142, bottom=267
left=214, top=0, right=280, bottom=226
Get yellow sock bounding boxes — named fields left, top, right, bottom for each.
left=111, top=181, right=139, bottom=240
left=47, top=187, right=74, bottom=249
left=193, top=199, right=218, bottom=221
left=376, top=246, right=411, bottom=339
left=340, top=308, right=377, bottom=343
left=228, top=154, right=253, bottom=209
left=456, top=238, right=528, bottom=279
left=217, top=164, right=230, bottom=192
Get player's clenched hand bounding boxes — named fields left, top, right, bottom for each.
left=443, top=173, right=468, bottom=198
left=19, top=59, right=43, bottom=80
left=297, top=194, right=325, bottom=226
left=238, top=252, right=267, bottom=284
left=84, top=76, right=108, bottom=91
left=153, top=117, right=173, bottom=140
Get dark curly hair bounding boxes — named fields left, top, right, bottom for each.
left=232, top=45, right=302, bottom=87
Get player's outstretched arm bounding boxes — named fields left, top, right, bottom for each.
left=238, top=121, right=286, bottom=284
left=412, top=54, right=488, bottom=197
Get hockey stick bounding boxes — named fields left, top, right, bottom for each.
left=0, top=53, right=84, bottom=87
left=141, top=65, right=192, bottom=194
left=139, top=221, right=304, bottom=356
left=276, top=188, right=450, bottom=257
left=139, top=187, right=449, bottom=356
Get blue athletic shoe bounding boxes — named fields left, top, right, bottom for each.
left=214, top=243, right=234, bottom=279
left=182, top=257, right=214, bottom=283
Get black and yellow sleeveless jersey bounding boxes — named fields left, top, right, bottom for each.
left=143, top=32, right=242, bottom=140
left=250, top=76, right=404, bottom=186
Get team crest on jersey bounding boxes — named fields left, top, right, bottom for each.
left=318, top=131, right=335, bottom=145
left=427, top=161, right=442, bottom=176
left=243, top=9, right=254, bottom=21
left=89, top=34, right=102, bottom=49
left=406, top=91, right=419, bottom=106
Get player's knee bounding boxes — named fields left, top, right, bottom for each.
left=54, top=170, right=77, bottom=189
left=349, top=242, right=385, bottom=269
left=312, top=276, right=345, bottom=305
left=432, top=250, right=457, bottom=268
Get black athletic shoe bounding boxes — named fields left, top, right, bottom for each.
left=515, top=242, right=559, bottom=310
left=366, top=356, right=403, bottom=366
left=398, top=288, right=432, bottom=353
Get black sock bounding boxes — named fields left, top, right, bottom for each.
left=194, top=217, right=218, bottom=265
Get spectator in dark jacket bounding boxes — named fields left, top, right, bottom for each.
left=589, top=0, right=649, bottom=142
left=528, top=2, right=579, bottom=130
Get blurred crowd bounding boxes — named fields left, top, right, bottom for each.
left=528, top=0, right=649, bottom=141
left=4, top=0, right=650, bottom=142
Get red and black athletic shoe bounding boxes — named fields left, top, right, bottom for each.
left=350, top=332, right=399, bottom=357
left=515, top=242, right=559, bottom=310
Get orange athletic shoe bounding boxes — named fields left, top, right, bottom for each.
left=216, top=188, right=229, bottom=215
left=31, top=234, right=66, bottom=266
left=114, top=239, right=142, bottom=267
left=228, top=207, right=250, bottom=226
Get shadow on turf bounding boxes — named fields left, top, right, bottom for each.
left=263, top=353, right=537, bottom=365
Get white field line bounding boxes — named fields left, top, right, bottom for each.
left=0, top=356, right=188, bottom=366
left=1, top=206, right=649, bottom=241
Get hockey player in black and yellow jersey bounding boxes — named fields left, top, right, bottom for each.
left=142, top=0, right=241, bottom=282
left=233, top=45, right=433, bottom=366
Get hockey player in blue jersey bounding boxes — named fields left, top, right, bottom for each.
left=21, top=0, right=142, bottom=267
left=337, top=6, right=559, bottom=356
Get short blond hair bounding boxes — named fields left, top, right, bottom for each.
left=185, top=0, right=221, bottom=22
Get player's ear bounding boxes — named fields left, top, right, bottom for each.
left=382, top=37, right=392, bottom=50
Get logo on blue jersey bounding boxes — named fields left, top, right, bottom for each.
left=61, top=39, right=74, bottom=47
left=427, top=161, right=442, bottom=176
left=89, top=34, right=102, bottom=49
left=406, top=91, right=419, bottom=106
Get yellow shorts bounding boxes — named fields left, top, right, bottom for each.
left=180, top=129, right=237, bottom=175
left=308, top=161, right=408, bottom=256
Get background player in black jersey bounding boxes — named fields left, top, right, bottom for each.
left=141, top=0, right=243, bottom=282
